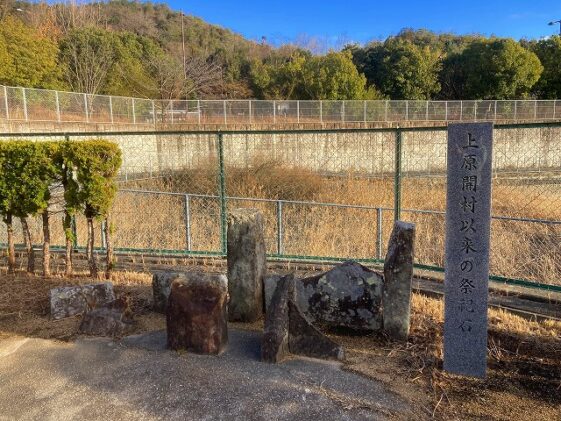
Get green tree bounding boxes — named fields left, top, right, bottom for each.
left=0, top=141, right=56, bottom=275
left=66, top=140, right=122, bottom=278
left=0, top=16, right=60, bottom=88
left=453, top=39, right=543, bottom=99
left=529, top=36, right=561, bottom=99
left=378, top=38, right=442, bottom=100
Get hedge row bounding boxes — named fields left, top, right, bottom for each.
left=0, top=139, right=122, bottom=278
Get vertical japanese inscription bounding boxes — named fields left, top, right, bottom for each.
left=444, top=123, right=493, bottom=378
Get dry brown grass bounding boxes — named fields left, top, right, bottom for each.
left=118, top=159, right=561, bottom=286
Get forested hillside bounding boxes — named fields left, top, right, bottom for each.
left=0, top=1, right=560, bottom=100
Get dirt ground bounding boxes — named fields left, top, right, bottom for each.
left=0, top=269, right=560, bottom=420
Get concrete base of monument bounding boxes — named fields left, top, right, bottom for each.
left=0, top=329, right=410, bottom=420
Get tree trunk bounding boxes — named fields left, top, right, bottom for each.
left=20, top=217, right=35, bottom=274
left=104, top=216, right=113, bottom=280
left=42, top=210, right=50, bottom=277
left=63, top=211, right=73, bottom=276
left=86, top=217, right=98, bottom=278
left=6, top=214, right=15, bottom=275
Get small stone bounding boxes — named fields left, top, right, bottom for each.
left=79, top=296, right=134, bottom=338
left=262, top=275, right=294, bottom=363
left=383, top=221, right=416, bottom=341
left=166, top=273, right=229, bottom=355
left=227, top=208, right=267, bottom=322
left=50, top=283, right=115, bottom=320
left=152, top=271, right=182, bottom=313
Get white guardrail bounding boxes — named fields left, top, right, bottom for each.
left=1, top=84, right=561, bottom=126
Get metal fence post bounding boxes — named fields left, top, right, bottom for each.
left=184, top=194, right=191, bottom=251
left=151, top=100, right=156, bottom=126
left=425, top=100, right=429, bottom=121
left=494, top=100, right=497, bottom=121
left=170, top=100, right=174, bottom=124
left=132, top=98, right=136, bottom=124
left=3, top=86, right=9, bottom=120
left=514, top=100, right=518, bottom=120
left=109, top=96, right=114, bottom=124
left=319, top=100, right=323, bottom=123
left=460, top=101, right=463, bottom=121
left=277, top=200, right=283, bottom=255
left=445, top=101, right=448, bottom=121
left=342, top=100, right=345, bottom=122
left=218, top=133, right=227, bottom=254
left=84, top=93, right=89, bottom=122
left=248, top=100, right=252, bottom=124
left=223, top=100, right=227, bottom=125
left=534, top=100, right=538, bottom=120
left=553, top=101, right=556, bottom=120
left=273, top=100, right=276, bottom=124
left=394, top=128, right=402, bottom=222
left=474, top=101, right=477, bottom=121
left=363, top=100, right=367, bottom=123
left=55, top=91, right=61, bottom=122
left=297, top=100, right=300, bottom=124
left=376, top=207, right=383, bottom=259
left=405, top=101, right=409, bottom=121
left=197, top=100, right=202, bottom=124
left=22, top=87, right=28, bottom=121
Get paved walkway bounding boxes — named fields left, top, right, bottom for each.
left=0, top=330, right=410, bottom=420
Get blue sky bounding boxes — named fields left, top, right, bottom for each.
left=166, top=0, right=561, bottom=45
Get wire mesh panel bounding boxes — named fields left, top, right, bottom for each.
left=5, top=87, right=26, bottom=121
left=321, top=101, right=343, bottom=123
left=251, top=101, right=275, bottom=124
left=298, top=101, right=321, bottom=123
left=200, top=100, right=226, bottom=125
left=343, top=101, right=366, bottom=122
left=387, top=101, right=407, bottom=121
left=0, top=86, right=7, bottom=120
left=57, top=91, right=87, bottom=122
left=365, top=101, right=388, bottom=122
left=226, top=101, right=250, bottom=124
left=26, top=88, right=58, bottom=122
left=87, top=95, right=111, bottom=123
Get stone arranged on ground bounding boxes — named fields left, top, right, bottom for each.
left=167, top=272, right=229, bottom=355
left=296, top=261, right=383, bottom=332
left=152, top=271, right=183, bottom=313
left=264, top=274, right=283, bottom=313
left=262, top=275, right=344, bottom=363
left=79, top=296, right=134, bottom=338
left=50, top=283, right=115, bottom=320
left=227, top=208, right=267, bottom=322
left=262, top=275, right=294, bottom=363
left=383, top=221, right=416, bottom=341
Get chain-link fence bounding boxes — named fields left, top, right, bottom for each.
left=1, top=123, right=561, bottom=294
left=2, top=84, right=561, bottom=127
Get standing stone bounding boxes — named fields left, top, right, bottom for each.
left=79, top=296, right=134, bottom=337
left=227, top=208, right=266, bottom=322
left=264, top=274, right=283, bottom=312
left=152, top=271, right=182, bottom=313
left=262, top=275, right=294, bottom=363
left=444, top=122, right=493, bottom=378
left=166, top=273, right=229, bottom=355
left=50, top=283, right=115, bottom=320
left=262, top=274, right=344, bottom=363
left=383, top=221, right=415, bottom=341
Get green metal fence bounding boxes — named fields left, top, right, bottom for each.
left=1, top=122, right=561, bottom=293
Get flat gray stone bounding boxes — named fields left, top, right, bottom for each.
left=444, top=122, right=493, bottom=378
left=297, top=261, right=383, bottom=332
left=152, top=271, right=182, bottom=313
left=227, top=208, right=267, bottom=322
left=383, top=221, right=415, bottom=341
left=79, top=297, right=134, bottom=338
left=50, top=283, right=115, bottom=320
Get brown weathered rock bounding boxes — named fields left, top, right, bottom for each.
left=50, top=283, right=115, bottom=320
left=383, top=221, right=415, bottom=341
left=79, top=296, right=134, bottom=338
left=152, top=271, right=182, bottom=313
left=227, top=208, right=267, bottom=322
left=262, top=275, right=344, bottom=363
left=261, top=275, right=294, bottom=363
left=166, top=273, right=229, bottom=355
